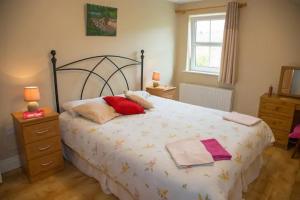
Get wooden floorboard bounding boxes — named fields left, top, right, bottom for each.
left=0, top=146, right=299, bottom=200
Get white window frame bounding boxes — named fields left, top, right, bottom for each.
left=188, top=13, right=226, bottom=75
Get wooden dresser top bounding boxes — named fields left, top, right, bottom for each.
left=146, top=86, right=176, bottom=91
left=262, top=94, right=300, bottom=106
left=11, top=107, right=59, bottom=126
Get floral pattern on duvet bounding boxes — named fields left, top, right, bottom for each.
left=60, top=96, right=274, bottom=200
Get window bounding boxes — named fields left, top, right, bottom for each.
left=188, top=13, right=225, bottom=75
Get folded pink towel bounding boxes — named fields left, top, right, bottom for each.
left=201, top=139, right=232, bottom=161
left=166, top=138, right=214, bottom=168
left=223, top=112, right=261, bottom=126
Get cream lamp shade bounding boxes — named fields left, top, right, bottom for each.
left=152, top=71, right=160, bottom=87
left=24, top=86, right=40, bottom=112
left=24, top=86, right=40, bottom=101
left=152, top=71, right=160, bottom=81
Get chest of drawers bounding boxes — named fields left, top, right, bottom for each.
left=258, top=94, right=300, bottom=148
left=11, top=108, right=64, bottom=182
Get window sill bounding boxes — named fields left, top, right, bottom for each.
left=182, top=70, right=219, bottom=77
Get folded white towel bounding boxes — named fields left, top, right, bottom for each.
left=223, top=112, right=261, bottom=126
left=166, top=138, right=214, bottom=168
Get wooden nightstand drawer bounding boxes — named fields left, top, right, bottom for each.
left=260, top=115, right=292, bottom=131
left=28, top=151, right=63, bottom=177
left=23, top=120, right=59, bottom=144
left=159, top=92, right=175, bottom=100
left=25, top=136, right=61, bottom=160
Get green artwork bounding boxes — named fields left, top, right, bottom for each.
left=86, top=4, right=117, bottom=36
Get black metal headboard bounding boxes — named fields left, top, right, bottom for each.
left=50, top=49, right=144, bottom=113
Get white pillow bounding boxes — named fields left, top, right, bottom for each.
left=123, top=90, right=151, bottom=98
left=62, top=97, right=105, bottom=117
left=124, top=90, right=154, bottom=109
left=134, top=90, right=151, bottom=98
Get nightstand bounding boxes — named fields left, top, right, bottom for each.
left=11, top=107, right=64, bottom=182
left=146, top=86, right=176, bottom=100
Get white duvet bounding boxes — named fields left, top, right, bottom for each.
left=60, top=96, right=274, bottom=200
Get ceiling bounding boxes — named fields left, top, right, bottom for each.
left=168, top=0, right=202, bottom=4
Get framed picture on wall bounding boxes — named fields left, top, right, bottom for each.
left=86, top=4, right=117, bottom=36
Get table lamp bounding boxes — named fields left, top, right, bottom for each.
left=152, top=71, right=160, bottom=87
left=24, top=86, right=40, bottom=112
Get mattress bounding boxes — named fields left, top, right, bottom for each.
left=59, top=95, right=275, bottom=200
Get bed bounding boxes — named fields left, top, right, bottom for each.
left=50, top=50, right=274, bottom=200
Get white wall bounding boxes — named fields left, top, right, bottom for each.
left=175, top=0, right=300, bottom=115
left=0, top=0, right=176, bottom=169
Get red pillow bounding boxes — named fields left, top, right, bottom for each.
left=103, top=96, right=145, bottom=115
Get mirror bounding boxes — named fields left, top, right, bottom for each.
left=278, top=66, right=300, bottom=98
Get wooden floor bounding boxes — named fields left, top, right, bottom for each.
left=0, top=147, right=299, bottom=200
left=245, top=147, right=299, bottom=200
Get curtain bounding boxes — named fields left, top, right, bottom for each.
left=219, top=1, right=239, bottom=85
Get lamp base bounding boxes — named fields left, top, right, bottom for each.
left=27, top=101, right=39, bottom=112
left=153, top=81, right=160, bottom=88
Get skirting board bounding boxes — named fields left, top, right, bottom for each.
left=0, top=155, right=21, bottom=173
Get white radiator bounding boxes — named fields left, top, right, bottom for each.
left=179, top=83, right=233, bottom=111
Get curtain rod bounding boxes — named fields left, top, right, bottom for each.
left=175, top=2, right=247, bottom=14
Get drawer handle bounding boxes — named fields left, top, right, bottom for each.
left=35, top=129, right=49, bottom=134
left=40, top=161, right=53, bottom=166
left=38, top=145, right=51, bottom=151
